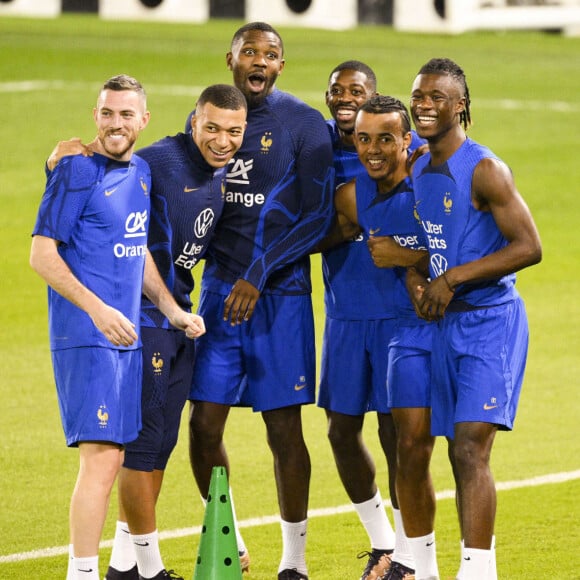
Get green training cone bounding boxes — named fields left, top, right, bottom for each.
left=193, top=466, right=242, bottom=580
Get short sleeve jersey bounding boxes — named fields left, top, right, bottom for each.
left=136, top=133, right=226, bottom=328
left=32, top=153, right=151, bottom=350
left=413, top=137, right=518, bottom=307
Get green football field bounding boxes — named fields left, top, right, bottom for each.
left=1, top=14, right=579, bottom=579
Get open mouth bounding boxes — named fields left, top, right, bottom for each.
left=366, top=158, right=385, bottom=170
left=335, top=106, right=357, bottom=122
left=247, top=72, right=266, bottom=92
left=415, top=115, right=437, bottom=127
left=209, top=147, right=230, bottom=160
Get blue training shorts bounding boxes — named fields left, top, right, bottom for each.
left=387, top=321, right=433, bottom=409
left=123, top=326, right=196, bottom=471
left=189, top=289, right=316, bottom=412
left=318, top=317, right=396, bottom=415
left=52, top=347, right=142, bottom=447
left=431, top=298, right=529, bottom=439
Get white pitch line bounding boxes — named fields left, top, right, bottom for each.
left=0, top=81, right=578, bottom=113
left=1, top=469, right=579, bottom=564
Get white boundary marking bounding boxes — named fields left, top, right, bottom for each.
left=2, top=469, right=579, bottom=564
left=0, top=80, right=578, bottom=113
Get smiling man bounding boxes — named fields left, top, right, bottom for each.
left=317, top=94, right=435, bottom=580
left=408, top=57, right=542, bottom=580
left=45, top=83, right=248, bottom=580
left=31, top=74, right=206, bottom=580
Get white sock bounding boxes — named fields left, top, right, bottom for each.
left=132, top=530, right=164, bottom=579
left=407, top=531, right=440, bottom=579
left=278, top=519, right=308, bottom=575
left=458, top=546, right=491, bottom=580
left=66, top=544, right=75, bottom=580
left=458, top=539, right=466, bottom=577
left=73, top=555, right=99, bottom=580
left=203, top=489, right=248, bottom=556
left=488, top=536, right=497, bottom=580
left=229, top=487, right=248, bottom=555
left=109, top=521, right=137, bottom=572
left=391, top=508, right=414, bottom=569
left=353, top=490, right=396, bottom=550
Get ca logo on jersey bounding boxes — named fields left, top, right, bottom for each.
left=227, top=158, right=253, bottom=185
left=194, top=208, right=215, bottom=239
left=124, top=211, right=148, bottom=239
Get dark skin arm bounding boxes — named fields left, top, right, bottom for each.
left=46, top=138, right=96, bottom=170
left=223, top=278, right=260, bottom=326
left=418, top=157, right=542, bottom=321
left=313, top=179, right=361, bottom=254
left=224, top=181, right=361, bottom=326
left=368, top=236, right=428, bottom=269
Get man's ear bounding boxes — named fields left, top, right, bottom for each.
left=456, top=95, right=466, bottom=115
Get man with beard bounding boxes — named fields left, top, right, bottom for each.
left=186, top=22, right=334, bottom=580
left=45, top=84, right=248, bottom=580
left=31, top=74, right=205, bottom=580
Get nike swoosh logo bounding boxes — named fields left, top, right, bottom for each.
left=184, top=186, right=199, bottom=192
left=105, top=187, right=118, bottom=196
left=78, top=569, right=93, bottom=573
left=464, top=556, right=471, bottom=561
left=294, top=384, right=307, bottom=391
left=483, top=403, right=498, bottom=410
left=134, top=541, right=149, bottom=547
left=426, top=541, right=434, bottom=546
left=369, top=227, right=381, bottom=235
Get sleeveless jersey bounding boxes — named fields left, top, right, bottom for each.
left=413, top=138, right=518, bottom=307
left=136, top=133, right=226, bottom=328
left=356, top=172, right=427, bottom=320
left=32, top=153, right=151, bottom=350
left=323, top=119, right=426, bottom=319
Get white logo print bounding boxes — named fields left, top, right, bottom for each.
left=430, top=253, right=448, bottom=277
left=114, top=211, right=148, bottom=258
left=227, top=158, right=253, bottom=184
left=194, top=208, right=215, bottom=239
left=124, top=211, right=148, bottom=239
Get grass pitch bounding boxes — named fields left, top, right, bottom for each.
left=1, top=14, right=579, bottom=579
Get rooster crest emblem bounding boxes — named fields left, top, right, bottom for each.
left=97, top=405, right=109, bottom=428
left=413, top=200, right=422, bottom=224
left=443, top=193, right=453, bottom=214
left=140, top=177, right=149, bottom=195
left=260, top=132, right=272, bottom=154
left=152, top=352, right=164, bottom=375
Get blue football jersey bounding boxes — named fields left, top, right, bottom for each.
left=33, top=153, right=151, bottom=350
left=194, top=89, right=335, bottom=295
left=136, top=133, right=226, bottom=328
left=322, top=119, right=426, bottom=320
left=413, top=138, right=518, bottom=307
left=356, top=172, right=428, bottom=322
